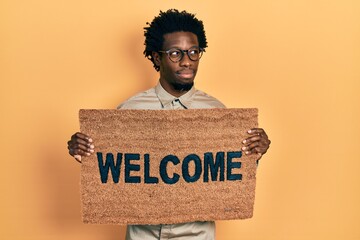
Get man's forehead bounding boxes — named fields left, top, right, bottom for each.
left=162, top=31, right=199, bottom=48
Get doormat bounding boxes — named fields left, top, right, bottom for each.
left=79, top=108, right=258, bottom=225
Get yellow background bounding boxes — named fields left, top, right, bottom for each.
left=1, top=0, right=359, bottom=239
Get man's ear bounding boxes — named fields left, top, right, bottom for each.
left=152, top=51, right=161, bottom=67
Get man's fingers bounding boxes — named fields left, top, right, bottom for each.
left=248, top=128, right=265, bottom=134
left=243, top=146, right=267, bottom=155
left=74, top=137, right=88, bottom=146
left=73, top=137, right=94, bottom=149
left=71, top=132, right=93, bottom=143
left=68, top=143, right=94, bottom=156
left=68, top=140, right=89, bottom=151
left=242, top=141, right=259, bottom=152
left=71, top=148, right=92, bottom=156
left=242, top=135, right=261, bottom=146
left=240, top=128, right=270, bottom=159
left=68, top=132, right=95, bottom=156
left=248, top=128, right=268, bottom=139
left=68, top=132, right=94, bottom=164
left=241, top=136, right=269, bottom=155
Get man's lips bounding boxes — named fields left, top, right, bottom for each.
left=176, top=69, right=195, bottom=79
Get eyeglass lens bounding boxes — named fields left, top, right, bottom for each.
left=167, top=48, right=202, bottom=62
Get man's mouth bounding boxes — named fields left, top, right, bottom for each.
left=176, top=70, right=194, bottom=79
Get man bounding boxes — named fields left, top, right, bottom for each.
left=67, top=9, right=271, bottom=240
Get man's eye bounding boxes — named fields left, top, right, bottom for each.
left=169, top=51, right=181, bottom=57
left=189, top=49, right=199, bottom=55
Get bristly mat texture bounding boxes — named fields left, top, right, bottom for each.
left=79, top=108, right=258, bottom=225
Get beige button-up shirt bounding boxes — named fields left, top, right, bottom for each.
left=118, top=82, right=225, bottom=240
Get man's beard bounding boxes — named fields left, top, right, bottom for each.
left=172, top=82, right=194, bottom=92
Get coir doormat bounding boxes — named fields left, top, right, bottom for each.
left=79, top=108, right=258, bottom=225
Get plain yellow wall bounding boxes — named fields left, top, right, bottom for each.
left=1, top=0, right=359, bottom=239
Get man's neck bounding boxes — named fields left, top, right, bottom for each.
left=159, top=79, right=192, bottom=98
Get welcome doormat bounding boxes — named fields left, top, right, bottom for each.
left=79, top=108, right=258, bottom=225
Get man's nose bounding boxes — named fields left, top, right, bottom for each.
left=179, top=53, right=191, bottom=67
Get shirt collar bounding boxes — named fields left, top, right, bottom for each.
left=155, top=81, right=196, bottom=109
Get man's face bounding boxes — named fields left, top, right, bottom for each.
left=153, top=31, right=200, bottom=96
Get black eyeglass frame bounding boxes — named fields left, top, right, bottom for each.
left=158, top=47, right=204, bottom=63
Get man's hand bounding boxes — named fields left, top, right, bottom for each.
left=67, top=132, right=94, bottom=163
left=241, top=128, right=271, bottom=160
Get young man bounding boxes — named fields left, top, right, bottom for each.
left=67, top=9, right=271, bottom=240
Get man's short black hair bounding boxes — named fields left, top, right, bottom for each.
left=143, top=9, right=208, bottom=71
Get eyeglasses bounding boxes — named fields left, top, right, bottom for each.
left=158, top=47, right=204, bottom=63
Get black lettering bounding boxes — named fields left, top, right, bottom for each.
left=227, top=151, right=242, bottom=181
left=97, top=152, right=122, bottom=183
left=182, top=154, right=202, bottom=183
left=125, top=153, right=141, bottom=183
left=144, top=153, right=159, bottom=184
left=204, top=152, right=225, bottom=182
left=160, top=155, right=180, bottom=184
